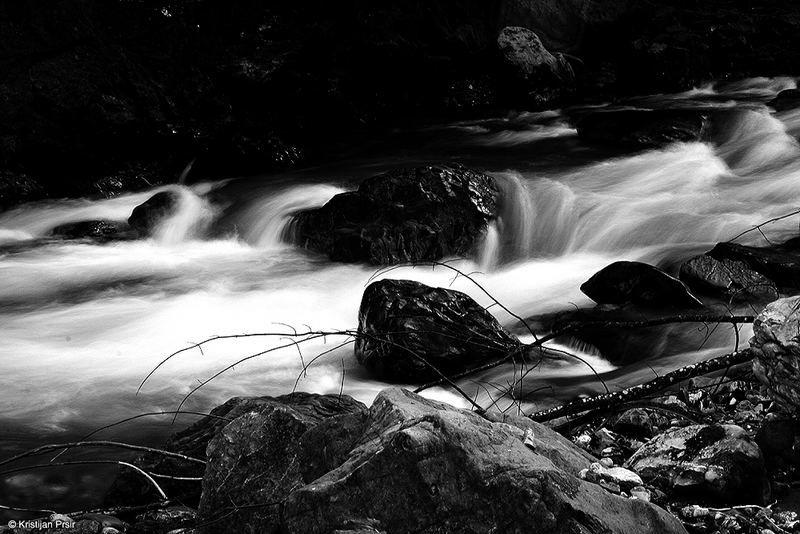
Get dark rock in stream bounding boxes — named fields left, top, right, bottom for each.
left=197, top=387, right=686, bottom=534
left=708, top=238, right=800, bottom=289
left=50, top=220, right=133, bottom=241
left=527, top=305, right=723, bottom=364
left=127, top=191, right=181, bottom=236
left=576, top=109, right=709, bottom=148
left=355, top=279, right=521, bottom=382
left=581, top=261, right=704, bottom=308
left=679, top=254, right=779, bottom=302
left=292, top=164, right=499, bottom=265
left=769, top=89, right=800, bottom=112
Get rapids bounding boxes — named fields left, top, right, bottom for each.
left=1, top=75, right=799, bottom=512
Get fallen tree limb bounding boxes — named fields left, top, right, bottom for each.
left=529, top=349, right=755, bottom=423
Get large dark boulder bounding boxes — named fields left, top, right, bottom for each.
left=580, top=261, right=703, bottom=308
left=292, top=164, right=499, bottom=265
left=679, top=254, right=779, bottom=302
left=355, top=279, right=520, bottom=382
left=127, top=191, right=181, bottom=236
left=278, top=388, right=687, bottom=534
left=576, top=109, right=709, bottom=149
left=626, top=424, right=770, bottom=505
left=708, top=239, right=800, bottom=289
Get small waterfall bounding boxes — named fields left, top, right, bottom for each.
left=477, top=222, right=500, bottom=271
left=712, top=108, right=800, bottom=173
left=152, top=187, right=216, bottom=244
left=238, top=184, right=345, bottom=249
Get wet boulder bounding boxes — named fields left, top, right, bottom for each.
left=127, top=190, right=181, bottom=236
left=198, top=394, right=368, bottom=534
left=292, top=164, right=499, bottom=265
left=355, top=279, right=521, bottom=382
left=769, top=89, right=800, bottom=112
left=625, top=424, right=770, bottom=505
left=576, top=109, right=709, bottom=148
left=679, top=254, right=779, bottom=302
left=708, top=239, right=800, bottom=289
left=496, top=26, right=574, bottom=105
left=105, top=393, right=365, bottom=509
left=750, top=296, right=800, bottom=415
left=50, top=220, right=132, bottom=241
left=280, top=388, right=687, bottom=534
left=581, top=261, right=703, bottom=308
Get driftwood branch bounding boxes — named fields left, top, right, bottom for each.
left=529, top=349, right=755, bottom=422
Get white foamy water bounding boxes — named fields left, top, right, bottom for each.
left=1, top=76, right=799, bottom=442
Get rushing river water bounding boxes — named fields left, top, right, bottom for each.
left=2, top=76, right=800, bottom=513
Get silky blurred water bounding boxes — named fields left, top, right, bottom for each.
left=1, top=76, right=799, bottom=514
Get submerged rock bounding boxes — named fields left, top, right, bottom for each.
left=127, top=191, right=181, bottom=236
left=576, top=109, right=708, bottom=148
left=769, top=89, right=800, bottom=112
left=708, top=239, right=800, bottom=289
left=527, top=305, right=723, bottom=364
left=355, top=279, right=521, bottom=382
left=625, top=424, right=770, bottom=505
left=278, top=388, right=686, bottom=534
left=679, top=254, right=779, bottom=302
left=581, top=261, right=703, bottom=308
left=50, top=220, right=132, bottom=241
left=750, top=296, right=800, bottom=415
left=292, top=164, right=499, bottom=265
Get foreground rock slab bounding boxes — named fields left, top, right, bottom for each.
left=292, top=163, right=499, bottom=265
left=626, top=424, right=770, bottom=505
left=280, top=389, right=686, bottom=534
left=199, top=394, right=366, bottom=533
left=355, top=279, right=521, bottom=381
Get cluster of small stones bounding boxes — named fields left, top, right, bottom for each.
left=569, top=366, right=799, bottom=534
